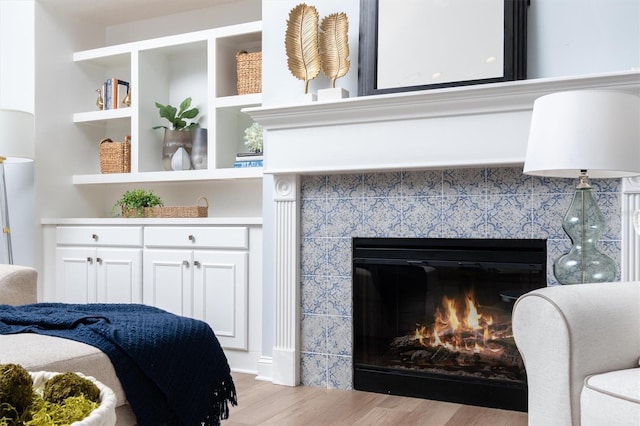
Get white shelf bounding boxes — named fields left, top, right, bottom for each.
left=73, top=48, right=131, bottom=65
left=216, top=93, right=262, bottom=108
left=245, top=70, right=640, bottom=175
left=72, top=167, right=263, bottom=185
left=42, top=217, right=263, bottom=226
left=73, top=108, right=132, bottom=124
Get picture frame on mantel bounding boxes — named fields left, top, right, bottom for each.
left=358, top=0, right=528, bottom=96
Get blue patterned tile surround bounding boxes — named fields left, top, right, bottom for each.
left=299, top=167, right=622, bottom=390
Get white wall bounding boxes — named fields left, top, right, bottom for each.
left=105, top=0, right=261, bottom=46
left=0, top=0, right=35, bottom=267
left=527, top=0, right=640, bottom=77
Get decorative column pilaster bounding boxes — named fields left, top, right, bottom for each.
left=271, top=174, right=300, bottom=386
left=621, top=177, right=640, bottom=281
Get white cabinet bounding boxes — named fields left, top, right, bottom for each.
left=71, top=21, right=263, bottom=185
left=141, top=249, right=194, bottom=317
left=143, top=226, right=249, bottom=349
left=142, top=248, right=248, bottom=350
left=53, top=224, right=251, bottom=350
left=192, top=250, right=248, bottom=349
left=55, top=227, right=143, bottom=304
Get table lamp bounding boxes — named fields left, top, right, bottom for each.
left=0, top=109, right=35, bottom=264
left=523, top=90, right=640, bottom=284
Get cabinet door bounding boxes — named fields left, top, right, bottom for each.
left=143, top=249, right=193, bottom=317
left=193, top=250, right=248, bottom=350
left=96, top=248, right=142, bottom=304
left=55, top=247, right=96, bottom=303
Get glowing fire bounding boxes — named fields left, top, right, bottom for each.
left=413, top=292, right=500, bottom=354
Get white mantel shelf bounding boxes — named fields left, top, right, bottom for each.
left=245, top=71, right=640, bottom=175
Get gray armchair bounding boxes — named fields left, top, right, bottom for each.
left=512, top=282, right=640, bottom=426
left=0, top=264, right=37, bottom=305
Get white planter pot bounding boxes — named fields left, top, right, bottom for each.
left=29, top=371, right=117, bottom=426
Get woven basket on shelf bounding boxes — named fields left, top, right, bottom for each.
left=236, top=50, right=262, bottom=95
left=123, top=196, right=209, bottom=218
left=100, top=136, right=131, bottom=174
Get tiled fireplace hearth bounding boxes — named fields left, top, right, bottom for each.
left=298, top=167, right=621, bottom=389
left=246, top=71, right=640, bottom=388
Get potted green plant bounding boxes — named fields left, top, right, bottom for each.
left=112, top=189, right=164, bottom=218
left=243, top=122, right=263, bottom=153
left=153, top=97, right=200, bottom=171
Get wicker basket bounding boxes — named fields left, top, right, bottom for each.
left=236, top=50, right=262, bottom=95
left=100, top=136, right=131, bottom=174
left=123, top=196, right=209, bottom=218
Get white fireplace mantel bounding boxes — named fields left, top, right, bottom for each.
left=244, top=70, right=640, bottom=386
left=246, top=70, right=640, bottom=175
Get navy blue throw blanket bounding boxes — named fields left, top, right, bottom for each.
left=0, top=303, right=237, bottom=425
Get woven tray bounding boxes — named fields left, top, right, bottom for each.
left=125, top=196, right=209, bottom=218
left=100, top=136, right=131, bottom=174
left=236, top=50, right=262, bottom=95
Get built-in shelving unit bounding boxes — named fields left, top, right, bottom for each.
left=71, top=21, right=263, bottom=185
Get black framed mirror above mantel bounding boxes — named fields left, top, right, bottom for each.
left=358, top=0, right=529, bottom=96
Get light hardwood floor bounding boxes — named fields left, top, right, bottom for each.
left=226, top=373, right=528, bottom=426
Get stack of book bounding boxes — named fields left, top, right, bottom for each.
left=101, top=78, right=130, bottom=110
left=234, top=152, right=263, bottom=168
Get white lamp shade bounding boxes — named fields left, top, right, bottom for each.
left=0, top=109, right=35, bottom=162
left=523, top=90, right=640, bottom=178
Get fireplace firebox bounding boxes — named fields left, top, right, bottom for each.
left=352, top=238, right=546, bottom=412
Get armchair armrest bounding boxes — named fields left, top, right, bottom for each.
left=0, top=264, right=37, bottom=305
left=512, top=282, right=640, bottom=426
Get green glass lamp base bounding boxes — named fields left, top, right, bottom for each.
left=553, top=176, right=616, bottom=285
left=553, top=248, right=617, bottom=285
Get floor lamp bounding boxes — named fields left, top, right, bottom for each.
left=0, top=110, right=35, bottom=264
left=523, top=90, right=640, bottom=284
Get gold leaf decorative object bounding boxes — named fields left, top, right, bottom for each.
left=285, top=3, right=321, bottom=94
left=320, top=12, right=350, bottom=88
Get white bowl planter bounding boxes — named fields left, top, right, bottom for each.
left=29, top=371, right=117, bottom=426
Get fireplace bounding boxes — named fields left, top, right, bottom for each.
left=352, top=237, right=547, bottom=411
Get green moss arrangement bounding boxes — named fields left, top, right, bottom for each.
left=42, top=373, right=100, bottom=405
left=19, top=395, right=98, bottom=426
left=112, top=189, right=164, bottom=217
left=0, top=364, right=34, bottom=423
left=0, top=365, right=100, bottom=426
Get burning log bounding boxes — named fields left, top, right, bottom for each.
left=389, top=335, right=423, bottom=353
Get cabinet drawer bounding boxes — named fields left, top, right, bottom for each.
left=56, top=226, right=143, bottom=247
left=144, top=226, right=248, bottom=249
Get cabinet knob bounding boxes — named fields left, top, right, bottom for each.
left=188, top=234, right=195, bottom=242
left=194, top=260, right=201, bottom=268
left=92, top=234, right=98, bottom=241
left=182, top=260, right=190, bottom=267
left=96, top=257, right=103, bottom=264
left=87, top=257, right=93, bottom=264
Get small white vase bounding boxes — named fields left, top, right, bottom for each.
left=171, top=147, right=192, bottom=170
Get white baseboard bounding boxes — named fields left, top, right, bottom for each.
left=255, top=356, right=273, bottom=382
left=230, top=367, right=258, bottom=375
